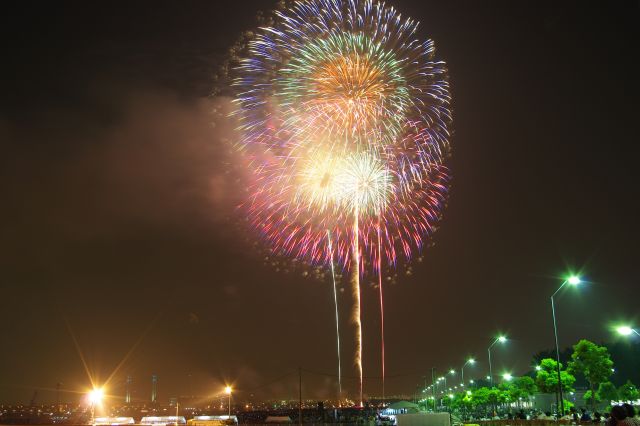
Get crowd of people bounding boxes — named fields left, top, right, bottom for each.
left=537, top=404, right=640, bottom=425
left=468, top=404, right=640, bottom=425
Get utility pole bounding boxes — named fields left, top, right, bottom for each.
left=431, top=368, right=436, bottom=411
left=298, top=368, right=302, bottom=426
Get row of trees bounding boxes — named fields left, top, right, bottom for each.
left=421, top=339, right=639, bottom=415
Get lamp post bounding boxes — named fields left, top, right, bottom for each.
left=448, top=369, right=455, bottom=397
left=461, top=358, right=475, bottom=387
left=487, top=336, right=507, bottom=387
left=88, top=388, right=104, bottom=426
left=224, top=386, right=232, bottom=419
left=551, top=275, right=581, bottom=416
left=616, top=326, right=640, bottom=337
left=438, top=377, right=446, bottom=409
left=431, top=367, right=437, bottom=411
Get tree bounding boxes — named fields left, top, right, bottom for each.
left=450, top=392, right=472, bottom=411
left=583, top=390, right=596, bottom=407
left=471, top=387, right=491, bottom=407
left=512, top=376, right=538, bottom=398
left=470, top=387, right=500, bottom=411
left=535, top=358, right=576, bottom=393
left=596, top=382, right=618, bottom=403
left=498, top=377, right=537, bottom=408
left=618, top=380, right=640, bottom=402
left=495, top=386, right=513, bottom=405
left=569, top=339, right=614, bottom=409
left=562, top=399, right=574, bottom=411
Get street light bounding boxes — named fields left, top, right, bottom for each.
left=439, top=376, right=447, bottom=393
left=88, top=388, right=103, bottom=405
left=487, top=335, right=507, bottom=387
left=88, top=387, right=104, bottom=425
left=502, top=373, right=513, bottom=382
left=224, top=386, right=232, bottom=418
left=461, top=358, right=475, bottom=387
left=551, top=275, right=581, bottom=415
left=616, top=326, right=640, bottom=337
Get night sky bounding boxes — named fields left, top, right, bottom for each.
left=1, top=0, right=638, bottom=406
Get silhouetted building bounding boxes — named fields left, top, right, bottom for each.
left=151, top=375, right=158, bottom=403
left=125, top=376, right=132, bottom=404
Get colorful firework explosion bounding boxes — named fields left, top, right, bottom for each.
left=231, top=0, right=452, bottom=405
left=234, top=0, right=451, bottom=272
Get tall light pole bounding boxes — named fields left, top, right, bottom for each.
left=551, top=275, right=581, bottom=416
left=431, top=367, right=436, bottom=411
left=461, top=358, right=475, bottom=387
left=616, top=325, right=640, bottom=337
left=487, top=336, right=507, bottom=387
left=224, top=386, right=232, bottom=419
left=88, top=388, right=104, bottom=426
left=447, top=369, right=456, bottom=398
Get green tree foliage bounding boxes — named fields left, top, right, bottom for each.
left=470, top=387, right=501, bottom=408
left=584, top=390, right=596, bottom=406
left=569, top=339, right=614, bottom=408
left=496, top=387, right=513, bottom=404
left=450, top=392, right=472, bottom=411
left=470, top=387, right=491, bottom=407
left=596, top=382, right=618, bottom=403
left=563, top=399, right=574, bottom=411
left=618, top=380, right=640, bottom=402
left=512, top=376, right=538, bottom=398
left=535, top=358, right=576, bottom=393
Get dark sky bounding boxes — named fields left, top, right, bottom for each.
left=1, top=0, right=638, bottom=406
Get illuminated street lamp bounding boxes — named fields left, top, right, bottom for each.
left=502, top=373, right=513, bottom=382
left=461, top=358, right=476, bottom=387
left=88, top=388, right=103, bottom=405
left=487, top=335, right=507, bottom=387
left=616, top=326, right=640, bottom=337
left=224, top=386, right=232, bottom=418
left=551, top=275, right=581, bottom=415
left=439, top=376, right=447, bottom=394
left=88, top=387, right=104, bottom=425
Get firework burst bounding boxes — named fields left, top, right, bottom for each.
left=231, top=0, right=452, bottom=405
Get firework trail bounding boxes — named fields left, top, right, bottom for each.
left=231, top=0, right=453, bottom=402
left=377, top=223, right=385, bottom=404
left=326, top=230, right=342, bottom=400
left=352, top=206, right=363, bottom=406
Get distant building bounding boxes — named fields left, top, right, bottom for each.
left=152, top=375, right=158, bottom=403
left=125, top=376, right=132, bottom=404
